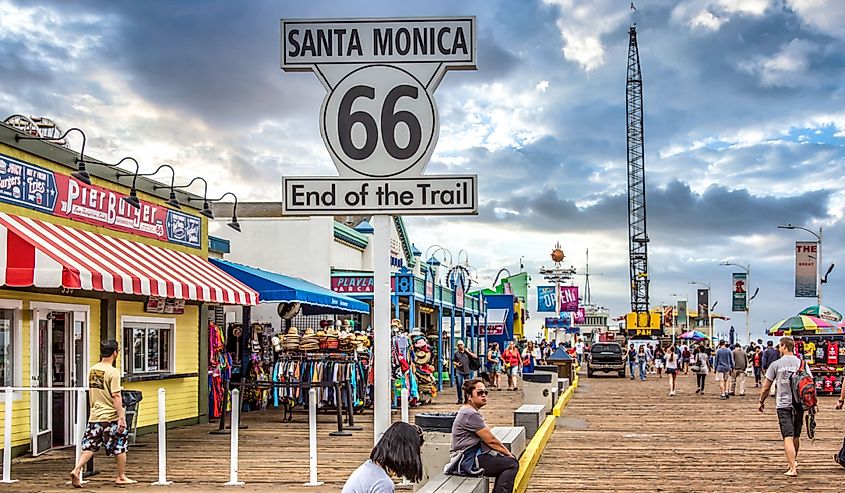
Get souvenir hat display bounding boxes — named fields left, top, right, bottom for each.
left=300, top=328, right=320, bottom=351
left=283, top=326, right=301, bottom=351
left=339, top=333, right=357, bottom=352
left=325, top=326, right=340, bottom=351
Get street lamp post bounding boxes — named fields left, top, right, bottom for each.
left=426, top=246, right=453, bottom=390
left=720, top=262, right=759, bottom=345
left=778, top=224, right=828, bottom=306
left=689, top=281, right=712, bottom=345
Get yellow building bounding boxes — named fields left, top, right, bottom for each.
left=0, top=121, right=257, bottom=456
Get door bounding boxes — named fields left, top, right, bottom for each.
left=31, top=311, right=52, bottom=456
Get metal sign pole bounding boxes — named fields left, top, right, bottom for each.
left=373, top=215, right=392, bottom=445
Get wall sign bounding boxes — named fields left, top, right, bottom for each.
left=0, top=154, right=202, bottom=248
left=145, top=296, right=185, bottom=315
left=331, top=275, right=396, bottom=294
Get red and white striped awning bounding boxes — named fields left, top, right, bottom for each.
left=0, top=212, right=258, bottom=305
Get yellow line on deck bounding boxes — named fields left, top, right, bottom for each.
left=514, top=374, right=579, bottom=493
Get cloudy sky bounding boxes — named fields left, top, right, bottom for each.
left=2, top=0, right=844, bottom=341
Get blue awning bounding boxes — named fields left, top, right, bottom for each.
left=210, top=259, right=370, bottom=314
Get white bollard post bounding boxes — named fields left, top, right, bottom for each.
left=400, top=388, right=411, bottom=486
left=303, top=388, right=322, bottom=486
left=74, top=387, right=87, bottom=485
left=224, top=389, right=244, bottom=486
left=152, top=388, right=171, bottom=486
left=1, top=387, right=17, bottom=484
left=400, top=388, right=409, bottom=424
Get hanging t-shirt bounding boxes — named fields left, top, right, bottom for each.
left=824, top=376, right=836, bottom=393
left=817, top=342, right=826, bottom=361
left=828, top=342, right=839, bottom=365
left=805, top=342, right=816, bottom=365
left=794, top=339, right=804, bottom=358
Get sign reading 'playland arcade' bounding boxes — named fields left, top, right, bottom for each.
left=280, top=17, right=478, bottom=216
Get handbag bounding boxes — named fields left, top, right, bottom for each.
left=468, top=355, right=481, bottom=371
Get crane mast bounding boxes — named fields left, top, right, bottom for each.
left=626, top=24, right=650, bottom=325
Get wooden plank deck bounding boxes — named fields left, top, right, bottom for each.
left=530, top=370, right=845, bottom=492
left=0, top=385, right=526, bottom=492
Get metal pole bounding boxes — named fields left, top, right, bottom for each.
left=304, top=389, right=322, bottom=487
left=373, top=215, right=392, bottom=445
left=224, top=389, right=243, bottom=486
left=152, top=388, right=171, bottom=486
left=437, top=285, right=443, bottom=392
left=450, top=293, right=455, bottom=386
left=818, top=227, right=823, bottom=307
left=75, top=388, right=85, bottom=470
left=1, top=388, right=16, bottom=484
left=400, top=388, right=411, bottom=486
left=745, top=264, right=751, bottom=345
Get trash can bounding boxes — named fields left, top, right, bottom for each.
left=121, top=390, right=143, bottom=446
left=415, top=412, right=457, bottom=487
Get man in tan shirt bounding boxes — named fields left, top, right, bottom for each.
left=70, top=340, right=135, bottom=487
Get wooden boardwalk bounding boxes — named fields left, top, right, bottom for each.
left=0, top=385, right=525, bottom=492
left=531, top=369, right=845, bottom=492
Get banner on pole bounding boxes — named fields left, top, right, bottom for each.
left=536, top=286, right=556, bottom=312
left=732, top=272, right=747, bottom=311
left=677, top=300, right=688, bottom=329
left=662, top=305, right=674, bottom=328
left=559, top=286, right=579, bottom=313
left=795, top=241, right=818, bottom=298
left=697, top=289, right=709, bottom=322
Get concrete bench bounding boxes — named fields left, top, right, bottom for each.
left=492, top=426, right=527, bottom=458
left=514, top=404, right=546, bottom=439
left=417, top=426, right=526, bottom=492
left=558, top=377, right=570, bottom=392
left=417, top=475, right=488, bottom=493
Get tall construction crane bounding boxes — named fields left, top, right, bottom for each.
left=625, top=23, right=654, bottom=333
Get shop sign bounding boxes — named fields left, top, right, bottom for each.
left=478, top=323, right=504, bottom=336
left=0, top=153, right=202, bottom=248
left=280, top=16, right=478, bottom=215
left=545, top=314, right=571, bottom=329
left=795, top=241, right=818, bottom=298
left=732, top=272, right=747, bottom=311
left=145, top=296, right=185, bottom=315
left=331, top=275, right=397, bottom=293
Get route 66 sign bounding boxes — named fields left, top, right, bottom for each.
left=280, top=17, right=478, bottom=214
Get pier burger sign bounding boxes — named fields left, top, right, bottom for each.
left=280, top=17, right=478, bottom=215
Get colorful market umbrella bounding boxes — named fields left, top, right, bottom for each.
left=767, top=315, right=840, bottom=335
left=680, top=330, right=708, bottom=340
left=799, top=304, right=843, bottom=322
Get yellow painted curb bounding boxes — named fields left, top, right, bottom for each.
left=552, top=375, right=578, bottom=417
left=514, top=414, right=556, bottom=493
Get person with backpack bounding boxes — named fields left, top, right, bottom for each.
left=752, top=346, right=763, bottom=387
left=759, top=336, right=815, bottom=477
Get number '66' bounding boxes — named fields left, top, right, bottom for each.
left=338, top=84, right=422, bottom=161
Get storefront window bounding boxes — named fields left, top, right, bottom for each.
left=123, top=321, right=173, bottom=375
left=0, top=309, right=16, bottom=387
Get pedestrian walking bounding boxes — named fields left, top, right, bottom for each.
left=448, top=379, right=519, bottom=493
left=759, top=337, right=812, bottom=477
left=486, top=342, right=503, bottom=390
left=502, top=341, right=521, bottom=391
left=714, top=340, right=735, bottom=400
left=637, top=345, right=648, bottom=381
left=646, top=344, right=655, bottom=374
left=575, top=338, right=585, bottom=367
left=654, top=345, right=665, bottom=378
left=762, top=340, right=781, bottom=397
left=681, top=345, right=691, bottom=374
left=70, top=340, right=135, bottom=488
left=626, top=343, right=637, bottom=380
left=692, top=345, right=712, bottom=394
left=342, top=421, right=424, bottom=492
left=731, top=343, right=749, bottom=396
left=752, top=346, right=763, bottom=387
left=452, top=340, right=477, bottom=404
left=665, top=345, right=679, bottom=396
left=521, top=341, right=540, bottom=374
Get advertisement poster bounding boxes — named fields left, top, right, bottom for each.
left=478, top=323, right=505, bottom=336
left=574, top=307, right=586, bottom=324
left=537, top=286, right=555, bottom=312
left=677, top=300, right=688, bottom=329
left=545, top=313, right=572, bottom=329
left=697, top=289, right=709, bottom=322
left=795, top=241, right=818, bottom=298
left=662, top=305, right=674, bottom=328
left=537, top=286, right=579, bottom=313
left=424, top=269, right=434, bottom=302
left=732, top=272, right=747, bottom=311
left=455, top=284, right=464, bottom=310
left=0, top=153, right=202, bottom=248
left=559, top=286, right=579, bottom=313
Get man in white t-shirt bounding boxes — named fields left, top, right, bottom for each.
left=574, top=339, right=584, bottom=366
left=759, top=337, right=810, bottom=478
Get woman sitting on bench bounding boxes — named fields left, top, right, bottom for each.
left=448, top=378, right=519, bottom=493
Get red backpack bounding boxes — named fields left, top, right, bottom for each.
left=790, top=360, right=817, bottom=413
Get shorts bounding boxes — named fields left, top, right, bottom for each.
left=666, top=368, right=677, bottom=376
left=776, top=407, right=804, bottom=438
left=715, top=371, right=730, bottom=382
left=81, top=421, right=129, bottom=456
left=507, top=366, right=518, bottom=377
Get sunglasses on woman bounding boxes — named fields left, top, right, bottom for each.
left=475, top=389, right=489, bottom=396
